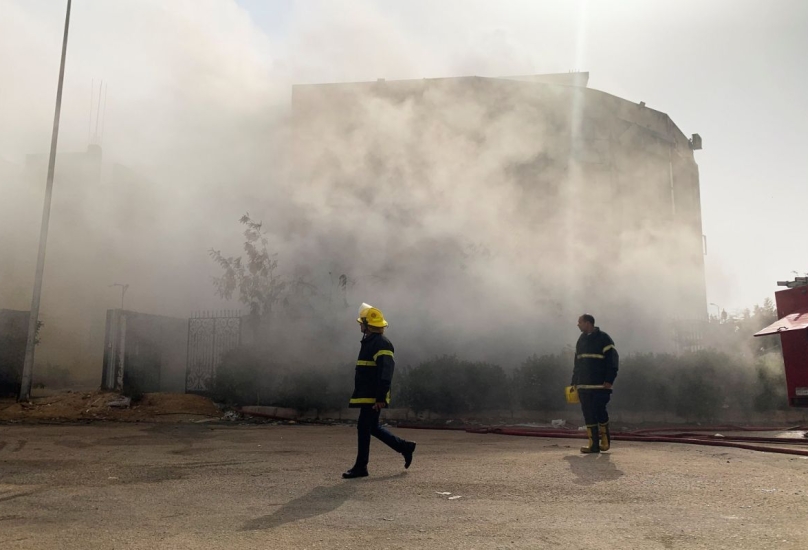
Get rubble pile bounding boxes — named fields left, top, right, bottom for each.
left=0, top=390, right=221, bottom=422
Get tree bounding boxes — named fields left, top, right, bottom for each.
left=209, top=214, right=287, bottom=343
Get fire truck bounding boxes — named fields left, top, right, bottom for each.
left=754, top=276, right=808, bottom=407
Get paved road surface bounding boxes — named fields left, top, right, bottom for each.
left=1, top=423, right=806, bottom=549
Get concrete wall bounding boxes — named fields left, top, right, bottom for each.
left=102, top=309, right=188, bottom=394
left=0, top=309, right=29, bottom=396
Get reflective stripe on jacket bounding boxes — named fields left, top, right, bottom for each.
left=571, top=327, right=618, bottom=387
left=349, top=332, right=395, bottom=407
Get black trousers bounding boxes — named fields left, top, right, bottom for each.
left=354, top=406, right=408, bottom=470
left=579, top=389, right=611, bottom=425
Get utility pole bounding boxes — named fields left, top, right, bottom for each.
left=19, top=0, right=72, bottom=402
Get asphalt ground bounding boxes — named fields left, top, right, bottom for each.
left=1, top=422, right=807, bottom=549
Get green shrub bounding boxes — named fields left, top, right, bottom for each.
left=671, top=351, right=730, bottom=422
left=611, top=353, right=677, bottom=414
left=214, top=344, right=792, bottom=423
left=214, top=346, right=355, bottom=411
left=274, top=366, right=353, bottom=413
left=398, top=355, right=510, bottom=414
left=212, top=346, right=276, bottom=405
left=512, top=353, right=569, bottom=411
left=752, top=353, right=788, bottom=412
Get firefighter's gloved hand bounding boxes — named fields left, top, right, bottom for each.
left=373, top=402, right=386, bottom=411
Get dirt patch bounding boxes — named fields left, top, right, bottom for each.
left=0, top=391, right=220, bottom=422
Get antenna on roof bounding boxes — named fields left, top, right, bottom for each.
left=93, top=80, right=102, bottom=143
left=88, top=79, right=107, bottom=146
left=88, top=78, right=94, bottom=144
left=100, top=83, right=108, bottom=141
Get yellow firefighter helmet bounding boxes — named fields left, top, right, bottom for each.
left=357, top=302, right=389, bottom=328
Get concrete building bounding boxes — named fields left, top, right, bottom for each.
left=0, top=146, right=159, bottom=383
left=288, top=73, right=707, bottom=353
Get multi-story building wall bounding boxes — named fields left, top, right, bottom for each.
left=288, top=73, right=706, bottom=355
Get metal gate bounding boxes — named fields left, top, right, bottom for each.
left=185, top=311, right=242, bottom=394
left=671, top=318, right=707, bottom=354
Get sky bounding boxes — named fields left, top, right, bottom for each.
left=1, top=0, right=807, bottom=371
left=235, top=0, right=808, bottom=315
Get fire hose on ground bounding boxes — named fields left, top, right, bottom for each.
left=397, top=423, right=808, bottom=457
left=238, top=407, right=808, bottom=457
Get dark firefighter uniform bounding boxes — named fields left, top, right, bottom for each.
left=343, top=305, right=415, bottom=479
left=350, top=331, right=395, bottom=408
left=571, top=327, right=619, bottom=453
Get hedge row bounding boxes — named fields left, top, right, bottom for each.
left=213, top=347, right=789, bottom=422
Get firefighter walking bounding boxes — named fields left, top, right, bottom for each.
left=571, top=314, right=619, bottom=453
left=342, top=303, right=416, bottom=479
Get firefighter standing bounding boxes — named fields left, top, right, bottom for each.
left=571, top=314, right=619, bottom=453
left=342, top=303, right=416, bottom=479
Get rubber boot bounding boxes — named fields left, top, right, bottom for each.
left=403, top=441, right=416, bottom=469
left=599, top=422, right=611, bottom=452
left=580, top=424, right=600, bottom=454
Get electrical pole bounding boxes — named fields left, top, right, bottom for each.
left=19, top=0, right=72, bottom=402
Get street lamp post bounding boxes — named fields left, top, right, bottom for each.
left=19, top=0, right=72, bottom=402
left=709, top=302, right=721, bottom=320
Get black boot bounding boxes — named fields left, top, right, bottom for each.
left=599, top=422, right=611, bottom=452
left=403, top=441, right=416, bottom=469
left=580, top=424, right=600, bottom=454
left=342, top=467, right=369, bottom=479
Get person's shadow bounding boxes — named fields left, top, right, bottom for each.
left=563, top=453, right=624, bottom=486
left=241, top=472, right=407, bottom=531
